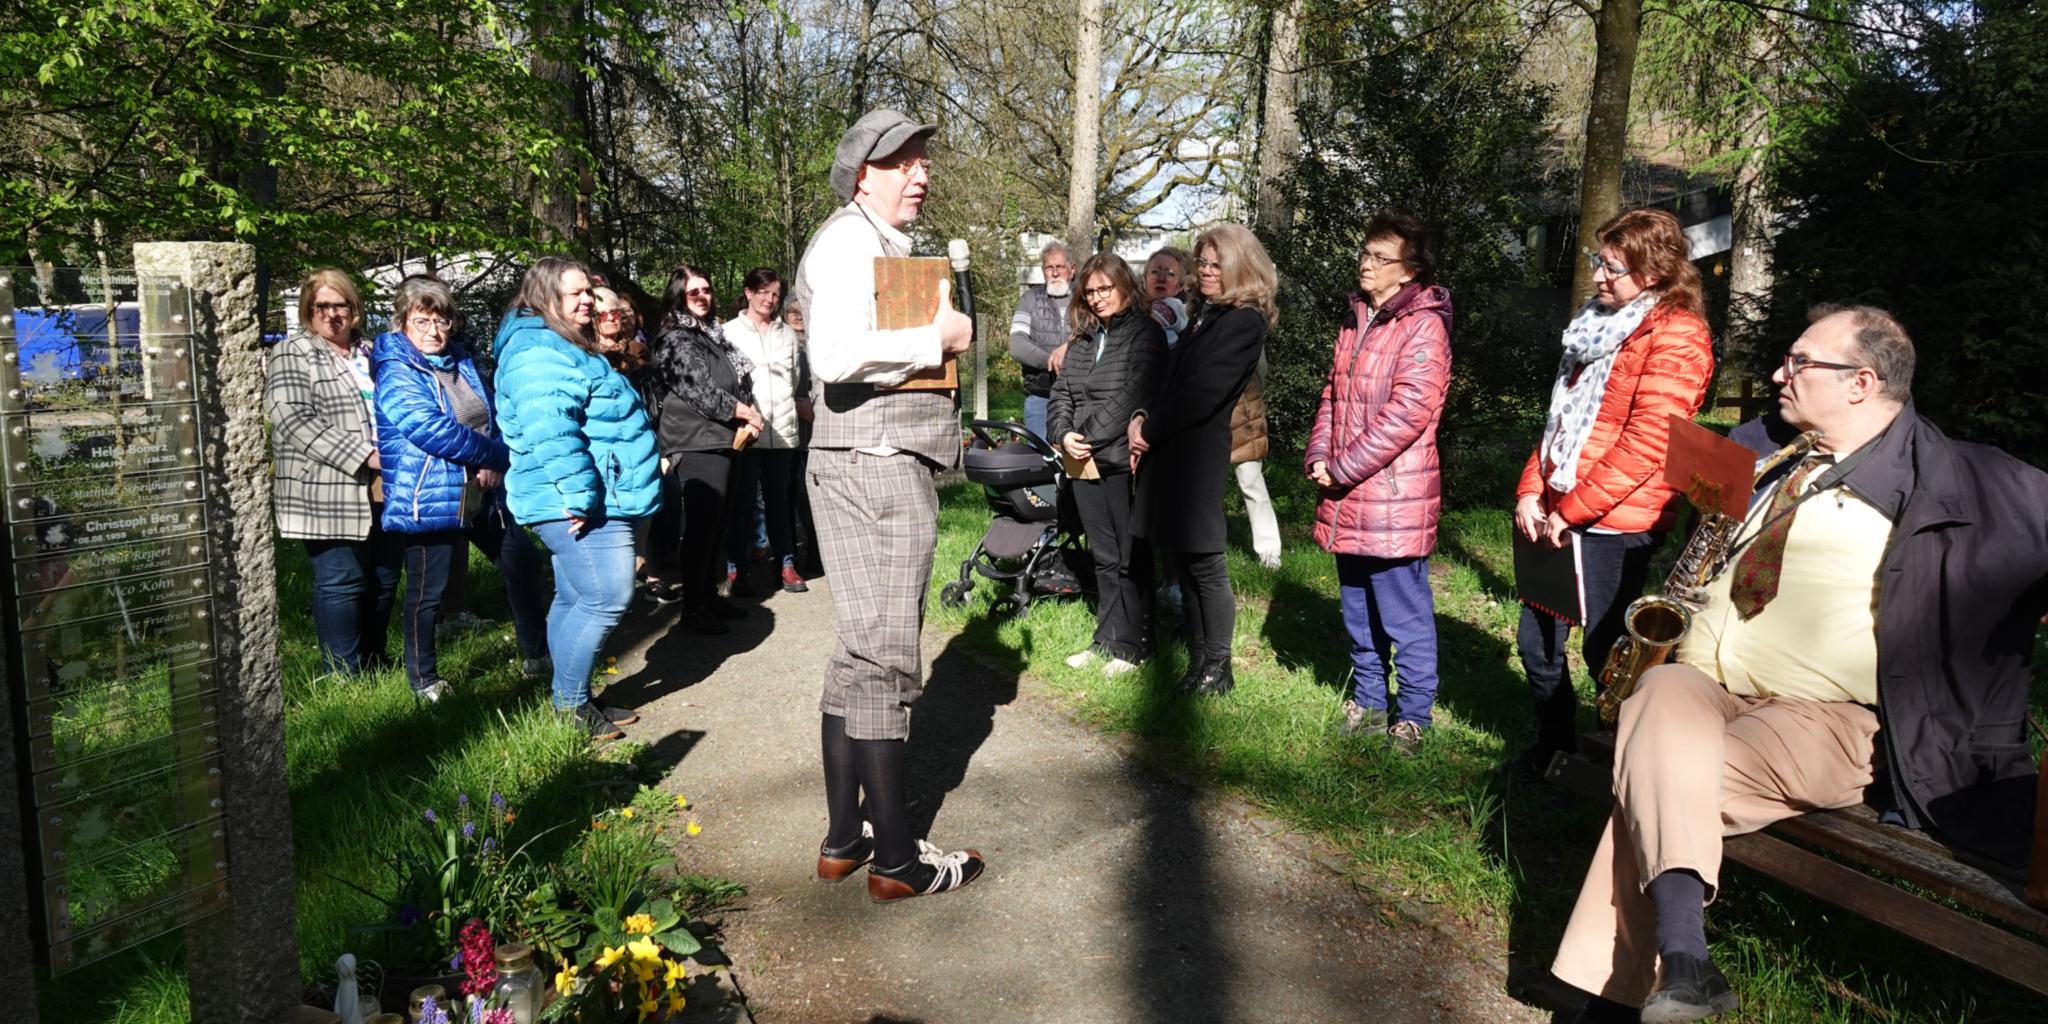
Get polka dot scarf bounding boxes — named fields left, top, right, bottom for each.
left=1539, top=293, right=1657, bottom=493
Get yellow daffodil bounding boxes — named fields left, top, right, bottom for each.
left=554, top=962, right=580, bottom=997
left=622, top=912, right=657, bottom=935
left=595, top=945, right=626, bottom=970
left=668, top=991, right=687, bottom=1014
left=621, top=807, right=635, bottom=819
left=627, top=934, right=663, bottom=963
left=637, top=994, right=660, bottom=1021
left=663, top=958, right=687, bottom=990
left=686, top=820, right=702, bottom=836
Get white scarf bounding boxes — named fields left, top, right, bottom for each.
left=1539, top=294, right=1657, bottom=493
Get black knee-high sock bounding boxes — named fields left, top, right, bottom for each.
left=1648, top=868, right=1710, bottom=960
left=851, top=737, right=918, bottom=869
left=820, top=714, right=864, bottom=848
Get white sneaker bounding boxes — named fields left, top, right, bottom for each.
left=1064, top=649, right=1101, bottom=669
left=1259, top=555, right=1282, bottom=570
left=414, top=681, right=448, bottom=703
left=1103, top=657, right=1141, bottom=677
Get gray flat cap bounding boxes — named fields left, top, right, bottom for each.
left=830, top=109, right=938, bottom=201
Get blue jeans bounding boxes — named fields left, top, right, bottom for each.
left=1337, top=554, right=1441, bottom=726
left=1022, top=393, right=1049, bottom=444
left=304, top=529, right=402, bottom=675
left=532, top=517, right=638, bottom=710
left=400, top=505, right=550, bottom=690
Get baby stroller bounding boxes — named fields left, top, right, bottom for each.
left=939, top=420, right=1091, bottom=619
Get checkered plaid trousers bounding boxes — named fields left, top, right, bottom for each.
left=806, top=447, right=939, bottom=740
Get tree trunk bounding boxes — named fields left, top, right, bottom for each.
left=1570, top=0, right=1644, bottom=306
left=850, top=0, right=880, bottom=121
left=1254, top=0, right=1304, bottom=247
left=1724, top=27, right=1778, bottom=362
left=529, top=2, right=589, bottom=249
left=1066, top=0, right=1103, bottom=255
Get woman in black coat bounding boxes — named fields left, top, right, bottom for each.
left=1050, top=253, right=1167, bottom=675
left=1128, top=224, right=1278, bottom=696
left=653, top=265, right=765, bottom=633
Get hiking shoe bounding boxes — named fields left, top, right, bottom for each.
left=1340, top=699, right=1390, bottom=737
left=817, top=822, right=874, bottom=883
left=1189, top=658, right=1235, bottom=696
left=413, top=680, right=448, bottom=703
left=1388, top=720, right=1425, bottom=756
left=780, top=564, right=810, bottom=593
left=1064, top=648, right=1102, bottom=670
left=1640, top=952, right=1738, bottom=1023
left=558, top=702, right=626, bottom=742
left=590, top=697, right=640, bottom=726
left=1103, top=657, right=1142, bottom=677
left=520, top=657, right=549, bottom=682
left=867, top=839, right=986, bottom=902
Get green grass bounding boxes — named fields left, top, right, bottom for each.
left=35, top=543, right=690, bottom=1023
left=929, top=388, right=2048, bottom=1021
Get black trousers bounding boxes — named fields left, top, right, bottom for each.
left=1071, top=473, right=1152, bottom=660
left=1516, top=529, right=1663, bottom=756
left=726, top=447, right=802, bottom=567
left=1169, top=549, right=1233, bottom=662
left=670, top=450, right=736, bottom=609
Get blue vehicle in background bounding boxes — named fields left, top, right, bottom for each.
left=12, top=304, right=141, bottom=385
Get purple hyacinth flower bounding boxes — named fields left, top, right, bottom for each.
left=462, top=821, right=477, bottom=840
left=450, top=949, right=464, bottom=971
left=419, top=996, right=450, bottom=1024
left=458, top=793, right=469, bottom=809
left=423, top=808, right=438, bottom=824
left=481, top=837, right=497, bottom=854
left=490, top=791, right=506, bottom=811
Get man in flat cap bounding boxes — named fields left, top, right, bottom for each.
left=789, top=109, right=984, bottom=901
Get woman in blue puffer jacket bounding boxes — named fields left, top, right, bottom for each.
left=375, top=276, right=550, bottom=703
left=494, top=257, right=662, bottom=742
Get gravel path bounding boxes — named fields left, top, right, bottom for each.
left=598, top=568, right=1549, bottom=1024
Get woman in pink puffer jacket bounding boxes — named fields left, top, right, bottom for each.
left=1304, top=212, right=1453, bottom=753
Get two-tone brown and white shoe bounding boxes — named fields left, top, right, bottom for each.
left=866, top=839, right=985, bottom=903
left=816, top=822, right=874, bottom=883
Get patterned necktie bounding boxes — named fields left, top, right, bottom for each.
left=1728, top=458, right=1825, bottom=619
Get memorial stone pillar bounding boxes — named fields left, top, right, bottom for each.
left=131, top=242, right=296, bottom=1024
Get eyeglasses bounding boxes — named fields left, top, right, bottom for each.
left=685, top=288, right=713, bottom=298
left=874, top=155, right=933, bottom=174
left=406, top=315, right=452, bottom=331
left=1082, top=285, right=1118, bottom=299
left=1195, top=258, right=1222, bottom=271
left=596, top=310, right=630, bottom=321
left=314, top=301, right=354, bottom=314
left=1784, top=351, right=1884, bottom=380
left=1361, top=251, right=1406, bottom=270
left=1584, top=252, right=1629, bottom=278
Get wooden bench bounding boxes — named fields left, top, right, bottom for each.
left=1545, top=732, right=2048, bottom=999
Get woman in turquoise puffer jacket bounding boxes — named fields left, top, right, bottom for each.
left=493, top=257, right=660, bottom=741
left=375, top=276, right=552, bottom=703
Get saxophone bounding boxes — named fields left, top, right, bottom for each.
left=1592, top=429, right=1824, bottom=726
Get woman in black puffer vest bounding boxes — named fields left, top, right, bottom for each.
left=1049, top=253, right=1166, bottom=673
left=653, top=265, right=764, bottom=632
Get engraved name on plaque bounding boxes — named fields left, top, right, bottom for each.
left=0, top=268, right=229, bottom=972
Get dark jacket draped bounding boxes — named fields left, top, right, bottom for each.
left=1735, top=407, right=2048, bottom=869
left=1134, top=303, right=1267, bottom=551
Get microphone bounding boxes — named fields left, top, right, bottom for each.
left=947, top=238, right=975, bottom=335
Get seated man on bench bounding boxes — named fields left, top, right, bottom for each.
left=1553, top=304, right=2048, bottom=1023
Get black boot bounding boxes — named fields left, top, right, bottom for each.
left=1639, top=952, right=1737, bottom=1023
left=1191, top=656, right=1234, bottom=696
left=1176, top=654, right=1212, bottom=693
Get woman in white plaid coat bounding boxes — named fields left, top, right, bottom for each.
left=266, top=268, right=401, bottom=674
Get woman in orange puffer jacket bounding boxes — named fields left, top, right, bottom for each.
left=1305, top=212, right=1453, bottom=754
left=1511, top=208, right=1714, bottom=776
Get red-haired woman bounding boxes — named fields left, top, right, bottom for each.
left=1511, top=208, right=1714, bottom=776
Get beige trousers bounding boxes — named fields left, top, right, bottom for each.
left=1550, top=664, right=1880, bottom=1005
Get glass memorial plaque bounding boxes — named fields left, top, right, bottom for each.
left=45, top=820, right=228, bottom=945
left=27, top=660, right=216, bottom=740
left=4, top=267, right=227, bottom=973
left=36, top=754, right=224, bottom=882
left=9, top=467, right=205, bottom=525
left=1, top=405, right=205, bottom=486
left=19, top=564, right=211, bottom=631
left=14, top=533, right=209, bottom=595
left=30, top=687, right=220, bottom=773
left=17, top=598, right=214, bottom=704
left=49, top=878, right=229, bottom=972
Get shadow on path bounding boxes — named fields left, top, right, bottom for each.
left=906, top=615, right=1023, bottom=840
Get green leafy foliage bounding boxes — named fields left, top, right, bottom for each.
left=1762, top=0, right=2048, bottom=467
left=1267, top=1, right=1560, bottom=478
